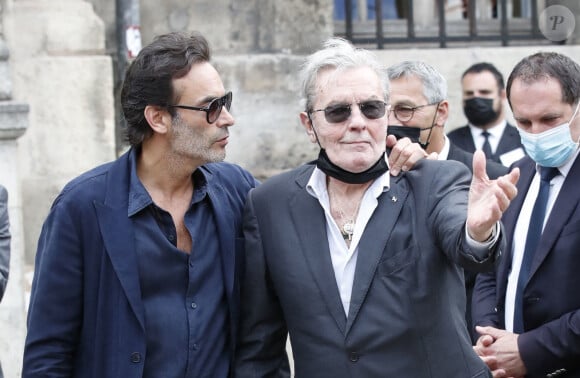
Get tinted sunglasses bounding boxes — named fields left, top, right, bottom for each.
left=309, top=100, right=387, bottom=123
left=169, top=91, right=233, bottom=124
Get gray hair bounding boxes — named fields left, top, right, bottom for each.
left=386, top=60, right=448, bottom=103
left=298, top=37, right=389, bottom=112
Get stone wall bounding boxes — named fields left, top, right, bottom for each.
left=0, top=0, right=579, bottom=375
left=4, top=0, right=116, bottom=265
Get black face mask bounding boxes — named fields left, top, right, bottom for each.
left=463, top=97, right=499, bottom=127
left=387, top=125, right=433, bottom=150
left=316, top=149, right=389, bottom=184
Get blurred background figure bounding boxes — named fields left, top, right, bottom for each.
left=448, top=62, right=526, bottom=167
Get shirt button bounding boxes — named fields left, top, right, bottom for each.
left=349, top=352, right=359, bottom=362
left=130, top=352, right=141, bottom=363
left=193, top=343, right=199, bottom=350
left=168, top=234, right=175, bottom=241
left=191, top=302, right=197, bottom=309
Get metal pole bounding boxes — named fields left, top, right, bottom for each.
left=115, top=0, right=141, bottom=155
left=375, top=0, right=384, bottom=48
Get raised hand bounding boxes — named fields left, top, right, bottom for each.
left=386, top=134, right=436, bottom=176
left=467, top=150, right=520, bottom=242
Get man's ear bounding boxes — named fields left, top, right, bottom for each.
left=144, top=105, right=172, bottom=135
left=300, top=111, right=318, bottom=144
left=435, top=100, right=449, bottom=127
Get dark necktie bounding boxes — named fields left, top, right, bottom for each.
left=481, top=131, right=493, bottom=159
left=512, top=166, right=559, bottom=333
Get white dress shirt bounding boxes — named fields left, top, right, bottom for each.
left=306, top=168, right=389, bottom=315
left=437, top=135, right=451, bottom=161
left=306, top=159, right=499, bottom=316
left=504, top=149, right=580, bottom=331
left=468, top=120, right=507, bottom=154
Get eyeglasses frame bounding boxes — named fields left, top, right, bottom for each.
left=309, top=100, right=389, bottom=124
left=168, top=91, right=233, bottom=124
left=391, top=102, right=440, bottom=123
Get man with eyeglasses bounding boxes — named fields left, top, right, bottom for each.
left=22, top=31, right=430, bottom=378
left=387, top=60, right=508, bottom=181
left=387, top=61, right=508, bottom=343
left=22, top=32, right=258, bottom=377
left=235, top=38, right=519, bottom=377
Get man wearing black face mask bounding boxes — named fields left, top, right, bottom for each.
left=387, top=60, right=508, bottom=344
left=387, top=61, right=507, bottom=180
left=448, top=62, right=526, bottom=167
left=236, top=40, right=520, bottom=378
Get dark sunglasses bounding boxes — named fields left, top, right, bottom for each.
left=309, top=100, right=387, bottom=124
left=168, top=91, right=233, bottom=124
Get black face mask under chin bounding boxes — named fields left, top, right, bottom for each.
left=387, top=125, right=431, bottom=149
left=316, top=149, right=389, bottom=184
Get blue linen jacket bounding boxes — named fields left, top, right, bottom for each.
left=23, top=149, right=258, bottom=377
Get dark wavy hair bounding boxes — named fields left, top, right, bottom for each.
left=121, top=31, right=211, bottom=147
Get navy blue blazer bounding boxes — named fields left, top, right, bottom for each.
left=237, top=159, right=502, bottom=378
left=473, top=155, right=580, bottom=378
left=447, top=123, right=524, bottom=165
left=23, top=149, right=258, bottom=377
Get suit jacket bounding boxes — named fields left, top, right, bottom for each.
left=236, top=159, right=503, bottom=378
left=447, top=142, right=508, bottom=180
left=0, top=185, right=9, bottom=302
left=448, top=141, right=508, bottom=342
left=23, top=149, right=258, bottom=378
left=472, top=155, right=580, bottom=378
left=447, top=123, right=524, bottom=165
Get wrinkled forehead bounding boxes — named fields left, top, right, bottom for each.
left=313, top=66, right=385, bottom=104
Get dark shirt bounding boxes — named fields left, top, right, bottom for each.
left=128, top=156, right=229, bottom=378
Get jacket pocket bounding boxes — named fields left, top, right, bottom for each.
left=377, top=244, right=418, bottom=276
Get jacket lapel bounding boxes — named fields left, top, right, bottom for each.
left=461, top=127, right=477, bottom=152
left=95, top=150, right=145, bottom=330
left=496, top=124, right=520, bottom=156
left=205, top=175, right=237, bottom=309
left=529, top=154, right=580, bottom=279
left=290, top=167, right=348, bottom=334
left=345, top=176, right=408, bottom=334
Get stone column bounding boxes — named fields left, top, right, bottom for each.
left=413, top=0, right=436, bottom=28
left=0, top=13, right=29, bottom=377
left=4, top=0, right=115, bottom=264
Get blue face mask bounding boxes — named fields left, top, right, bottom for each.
left=518, top=102, right=580, bottom=167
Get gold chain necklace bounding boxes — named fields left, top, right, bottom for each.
left=330, top=193, right=363, bottom=242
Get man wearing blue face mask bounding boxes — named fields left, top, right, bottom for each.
left=448, top=62, right=526, bottom=167
left=472, top=52, right=580, bottom=378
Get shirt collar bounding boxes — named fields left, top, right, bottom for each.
left=128, top=148, right=154, bottom=217
left=127, top=149, right=209, bottom=217
left=468, top=119, right=507, bottom=140
left=306, top=166, right=391, bottom=201
left=437, top=135, right=451, bottom=160
left=536, top=146, right=580, bottom=179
